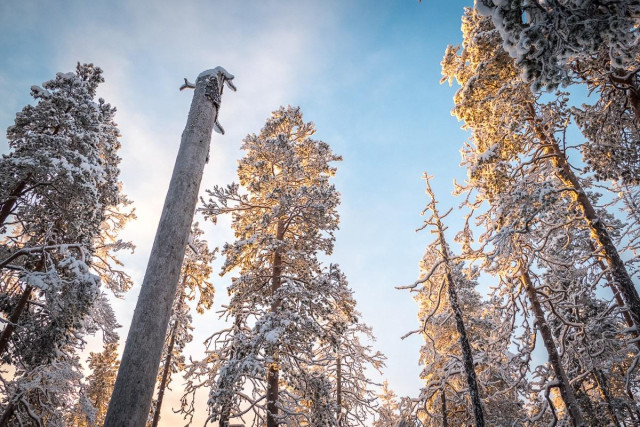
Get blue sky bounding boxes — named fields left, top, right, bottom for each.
left=1, top=0, right=475, bottom=423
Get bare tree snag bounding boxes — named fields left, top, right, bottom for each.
left=104, top=68, right=235, bottom=427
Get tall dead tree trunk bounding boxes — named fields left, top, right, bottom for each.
left=520, top=270, right=585, bottom=426
left=104, top=68, right=235, bottom=427
left=267, top=220, right=284, bottom=427
left=527, top=104, right=640, bottom=334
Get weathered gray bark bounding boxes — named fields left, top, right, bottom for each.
left=267, top=220, right=284, bottom=427
left=104, top=68, right=234, bottom=427
left=520, top=271, right=585, bottom=427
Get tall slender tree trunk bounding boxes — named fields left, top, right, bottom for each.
left=219, top=317, right=243, bottom=427
left=443, top=263, right=484, bottom=427
left=0, top=175, right=30, bottom=228
left=441, top=387, right=448, bottom=427
left=528, top=104, right=640, bottom=333
left=151, top=281, right=186, bottom=427
left=105, top=68, right=233, bottom=427
left=151, top=319, right=178, bottom=427
left=593, top=369, right=621, bottom=427
left=267, top=220, right=284, bottom=427
left=0, top=285, right=33, bottom=357
left=520, top=270, right=585, bottom=426
left=430, top=196, right=484, bottom=427
left=336, top=349, right=342, bottom=426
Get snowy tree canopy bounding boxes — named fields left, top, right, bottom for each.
left=0, top=63, right=132, bottom=425
left=475, top=0, right=640, bottom=91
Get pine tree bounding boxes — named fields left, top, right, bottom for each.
left=474, top=1, right=640, bottom=92
left=311, top=266, right=386, bottom=427
left=474, top=1, right=640, bottom=183
left=0, top=63, right=132, bottom=424
left=200, top=106, right=342, bottom=426
left=374, top=382, right=402, bottom=427
left=399, top=177, right=525, bottom=426
left=373, top=382, right=416, bottom=427
left=68, top=342, right=121, bottom=426
left=405, top=176, right=485, bottom=426
left=442, top=7, right=640, bottom=350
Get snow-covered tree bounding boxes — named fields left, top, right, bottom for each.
left=0, top=63, right=132, bottom=424
left=474, top=1, right=640, bottom=184
left=149, top=222, right=215, bottom=427
left=200, top=106, right=342, bottom=426
left=373, top=382, right=402, bottom=427
left=66, top=341, right=120, bottom=426
left=400, top=176, right=485, bottom=427
left=474, top=1, right=640, bottom=91
left=311, top=266, right=386, bottom=427
left=400, top=176, right=525, bottom=426
left=442, top=7, right=640, bottom=346
left=0, top=355, right=94, bottom=426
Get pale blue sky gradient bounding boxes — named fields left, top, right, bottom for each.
left=0, top=1, right=474, bottom=423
